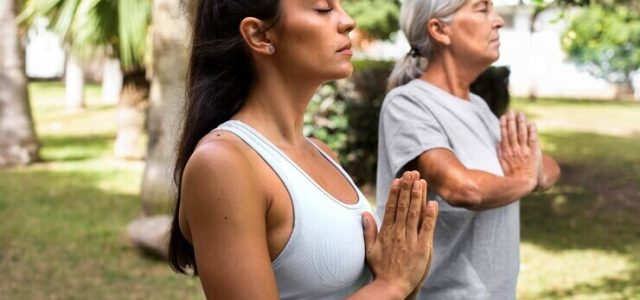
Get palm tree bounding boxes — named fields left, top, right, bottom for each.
left=20, top=0, right=151, bottom=159
left=127, top=0, right=193, bottom=258
left=0, top=0, right=40, bottom=168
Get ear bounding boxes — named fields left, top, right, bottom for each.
left=239, top=17, right=275, bottom=55
left=426, top=19, right=451, bottom=46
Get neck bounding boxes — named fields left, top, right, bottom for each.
left=420, top=51, right=485, bottom=101
left=233, top=68, right=321, bottom=148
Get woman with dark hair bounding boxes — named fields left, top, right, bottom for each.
left=168, top=0, right=439, bottom=299
left=377, top=0, right=560, bottom=299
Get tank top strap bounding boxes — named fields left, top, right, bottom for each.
left=215, top=120, right=366, bottom=209
left=213, top=120, right=300, bottom=188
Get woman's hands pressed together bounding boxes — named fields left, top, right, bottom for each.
left=498, top=111, right=541, bottom=193
left=361, top=171, right=438, bottom=299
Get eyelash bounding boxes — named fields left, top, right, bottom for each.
left=316, top=8, right=333, bottom=14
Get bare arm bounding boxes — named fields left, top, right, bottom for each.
left=410, top=112, right=541, bottom=211
left=411, top=149, right=535, bottom=210
left=180, top=141, right=279, bottom=299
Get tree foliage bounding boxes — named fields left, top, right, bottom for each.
left=561, top=5, right=640, bottom=87
left=343, top=0, right=400, bottom=41
left=19, top=0, right=151, bottom=70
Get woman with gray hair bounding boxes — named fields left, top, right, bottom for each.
left=376, top=0, right=560, bottom=299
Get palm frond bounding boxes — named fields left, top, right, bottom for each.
left=117, top=0, right=150, bottom=69
left=18, top=0, right=150, bottom=68
left=18, top=0, right=63, bottom=25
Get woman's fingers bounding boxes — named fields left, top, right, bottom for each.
left=418, top=179, right=429, bottom=228
left=517, top=112, right=529, bottom=147
left=364, top=172, right=437, bottom=295
left=498, top=146, right=512, bottom=175
left=500, top=115, right=509, bottom=147
left=382, top=178, right=401, bottom=226
left=499, top=115, right=512, bottom=155
left=419, top=200, right=439, bottom=245
left=507, top=112, right=519, bottom=151
left=528, top=122, right=539, bottom=150
left=362, top=212, right=378, bottom=253
left=406, top=180, right=424, bottom=234
left=394, top=172, right=415, bottom=230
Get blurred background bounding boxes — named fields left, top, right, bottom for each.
left=1, top=0, right=638, bottom=299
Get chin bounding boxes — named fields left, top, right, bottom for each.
left=485, top=52, right=500, bottom=65
left=328, top=66, right=354, bottom=80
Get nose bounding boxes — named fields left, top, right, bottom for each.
left=338, top=8, right=356, bottom=34
left=494, top=11, right=505, bottom=29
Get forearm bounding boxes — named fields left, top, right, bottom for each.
left=440, top=170, right=535, bottom=211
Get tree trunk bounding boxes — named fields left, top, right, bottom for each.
left=140, top=0, right=192, bottom=215
left=113, top=69, right=149, bottom=160
left=0, top=0, right=40, bottom=168
left=615, top=80, right=635, bottom=101
left=64, top=54, right=85, bottom=111
left=127, top=0, right=191, bottom=257
left=102, top=58, right=123, bottom=105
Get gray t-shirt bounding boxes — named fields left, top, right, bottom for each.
left=376, top=79, right=519, bottom=300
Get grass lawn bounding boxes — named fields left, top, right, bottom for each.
left=0, top=82, right=204, bottom=299
left=512, top=98, right=640, bottom=299
left=1, top=84, right=639, bottom=299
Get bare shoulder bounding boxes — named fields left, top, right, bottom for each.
left=308, top=137, right=340, bottom=164
left=181, top=130, right=266, bottom=220
left=179, top=131, right=279, bottom=299
left=184, top=131, right=255, bottom=182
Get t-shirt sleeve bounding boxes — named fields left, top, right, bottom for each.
left=380, top=90, right=453, bottom=176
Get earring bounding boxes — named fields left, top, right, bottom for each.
left=267, top=45, right=275, bottom=54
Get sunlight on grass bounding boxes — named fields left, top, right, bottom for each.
left=512, top=98, right=640, bottom=137
left=519, top=243, right=638, bottom=300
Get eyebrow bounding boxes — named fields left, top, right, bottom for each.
left=473, top=0, right=490, bottom=7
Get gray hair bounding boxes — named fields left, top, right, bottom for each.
left=387, top=0, right=467, bottom=91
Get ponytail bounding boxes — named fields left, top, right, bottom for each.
left=387, top=53, right=427, bottom=91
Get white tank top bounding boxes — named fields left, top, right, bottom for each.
left=215, top=120, right=373, bottom=299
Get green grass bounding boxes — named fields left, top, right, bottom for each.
left=0, top=82, right=203, bottom=299
left=1, top=85, right=639, bottom=299
left=512, top=98, right=640, bottom=299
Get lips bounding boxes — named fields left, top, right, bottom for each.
left=337, top=42, right=352, bottom=53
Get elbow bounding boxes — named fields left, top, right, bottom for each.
left=440, top=180, right=483, bottom=210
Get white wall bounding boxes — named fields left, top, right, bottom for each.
left=25, top=18, right=65, bottom=79
left=495, top=6, right=618, bottom=99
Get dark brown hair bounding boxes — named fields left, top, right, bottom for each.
left=168, top=0, right=282, bottom=275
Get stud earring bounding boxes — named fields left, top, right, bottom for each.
left=268, top=45, right=275, bottom=54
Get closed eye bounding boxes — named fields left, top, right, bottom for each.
left=316, top=8, right=333, bottom=14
